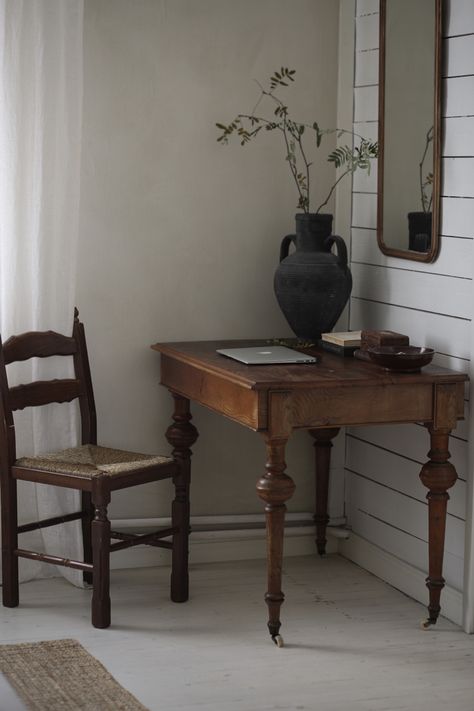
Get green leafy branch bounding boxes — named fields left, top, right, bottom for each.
left=323, top=140, right=378, bottom=213
left=216, top=68, right=378, bottom=213
left=419, top=126, right=434, bottom=213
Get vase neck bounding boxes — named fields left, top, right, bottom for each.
left=295, top=213, right=333, bottom=252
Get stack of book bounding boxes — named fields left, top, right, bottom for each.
left=319, top=331, right=362, bottom=356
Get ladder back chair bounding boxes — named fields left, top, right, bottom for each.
left=0, top=309, right=191, bottom=628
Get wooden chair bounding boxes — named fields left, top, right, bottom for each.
left=0, top=309, right=190, bottom=628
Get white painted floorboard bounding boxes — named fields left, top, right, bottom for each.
left=1, top=555, right=474, bottom=711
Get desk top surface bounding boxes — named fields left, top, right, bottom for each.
left=152, top=340, right=468, bottom=391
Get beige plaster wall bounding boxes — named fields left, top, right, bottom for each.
left=77, top=0, right=341, bottom=519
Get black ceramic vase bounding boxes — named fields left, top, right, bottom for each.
left=408, top=211, right=432, bottom=252
left=273, top=213, right=352, bottom=340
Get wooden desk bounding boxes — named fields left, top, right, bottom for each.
left=152, top=340, right=467, bottom=645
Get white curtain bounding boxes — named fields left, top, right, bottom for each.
left=0, top=0, right=84, bottom=585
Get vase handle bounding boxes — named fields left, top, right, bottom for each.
left=280, top=234, right=296, bottom=262
left=325, top=234, right=348, bottom=267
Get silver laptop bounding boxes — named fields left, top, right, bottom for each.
left=216, top=346, right=318, bottom=365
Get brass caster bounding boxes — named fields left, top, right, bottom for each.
left=420, top=618, right=434, bottom=630
left=272, top=634, right=284, bottom=648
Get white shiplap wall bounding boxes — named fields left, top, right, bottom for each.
left=341, top=0, right=474, bottom=625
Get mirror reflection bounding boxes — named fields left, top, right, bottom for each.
left=378, top=0, right=441, bottom=261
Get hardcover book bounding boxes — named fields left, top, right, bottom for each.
left=321, top=330, right=362, bottom=347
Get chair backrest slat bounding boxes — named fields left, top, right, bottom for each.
left=8, top=379, right=83, bottom=412
left=3, top=331, right=77, bottom=365
left=0, top=310, right=97, bottom=464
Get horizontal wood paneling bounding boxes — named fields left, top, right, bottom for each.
left=347, top=488, right=464, bottom=590
left=347, top=473, right=465, bottom=562
left=444, top=117, right=474, bottom=155
left=444, top=157, right=474, bottom=197
left=351, top=263, right=472, bottom=319
left=445, top=35, right=474, bottom=78
left=445, top=0, right=474, bottom=37
left=351, top=227, right=474, bottom=279
left=355, top=13, right=379, bottom=52
left=354, top=86, right=378, bottom=123
left=442, top=197, right=474, bottom=237
left=354, top=121, right=378, bottom=142
left=347, top=0, right=472, bottom=601
left=353, top=166, right=377, bottom=194
left=356, top=0, right=379, bottom=17
left=349, top=421, right=468, bottom=472
left=350, top=299, right=471, bottom=360
left=352, top=192, right=377, bottom=228
left=346, top=435, right=467, bottom=515
left=444, top=77, right=474, bottom=117
left=355, top=49, right=379, bottom=87
left=352, top=413, right=468, bottom=454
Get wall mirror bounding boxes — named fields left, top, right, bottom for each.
left=377, top=0, right=443, bottom=262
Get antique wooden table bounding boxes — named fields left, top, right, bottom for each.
left=152, top=340, right=467, bottom=646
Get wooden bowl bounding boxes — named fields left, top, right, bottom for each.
left=367, top=346, right=434, bottom=372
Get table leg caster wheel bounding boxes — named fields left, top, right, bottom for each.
left=272, top=634, right=284, bottom=648
left=420, top=618, right=434, bottom=630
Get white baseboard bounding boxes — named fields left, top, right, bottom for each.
left=109, top=513, right=341, bottom=570
left=339, top=531, right=463, bottom=627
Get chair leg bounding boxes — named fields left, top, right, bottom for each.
left=1, top=477, right=19, bottom=607
left=81, top=491, right=93, bottom=586
left=91, top=479, right=111, bottom=628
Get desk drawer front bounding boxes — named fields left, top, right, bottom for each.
left=290, top=383, right=434, bottom=428
left=160, top=356, right=265, bottom=430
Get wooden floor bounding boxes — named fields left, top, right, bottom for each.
left=1, top=554, right=474, bottom=710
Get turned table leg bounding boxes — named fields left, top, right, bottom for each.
left=257, top=435, right=296, bottom=645
left=309, top=427, right=340, bottom=555
left=419, top=426, right=457, bottom=628
left=166, top=393, right=198, bottom=603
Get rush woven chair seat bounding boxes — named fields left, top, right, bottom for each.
left=0, top=309, right=190, bottom=628
left=15, top=444, right=173, bottom=479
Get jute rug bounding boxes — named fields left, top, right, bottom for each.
left=0, top=639, right=149, bottom=711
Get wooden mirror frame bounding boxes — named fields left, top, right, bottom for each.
left=377, top=0, right=443, bottom=262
